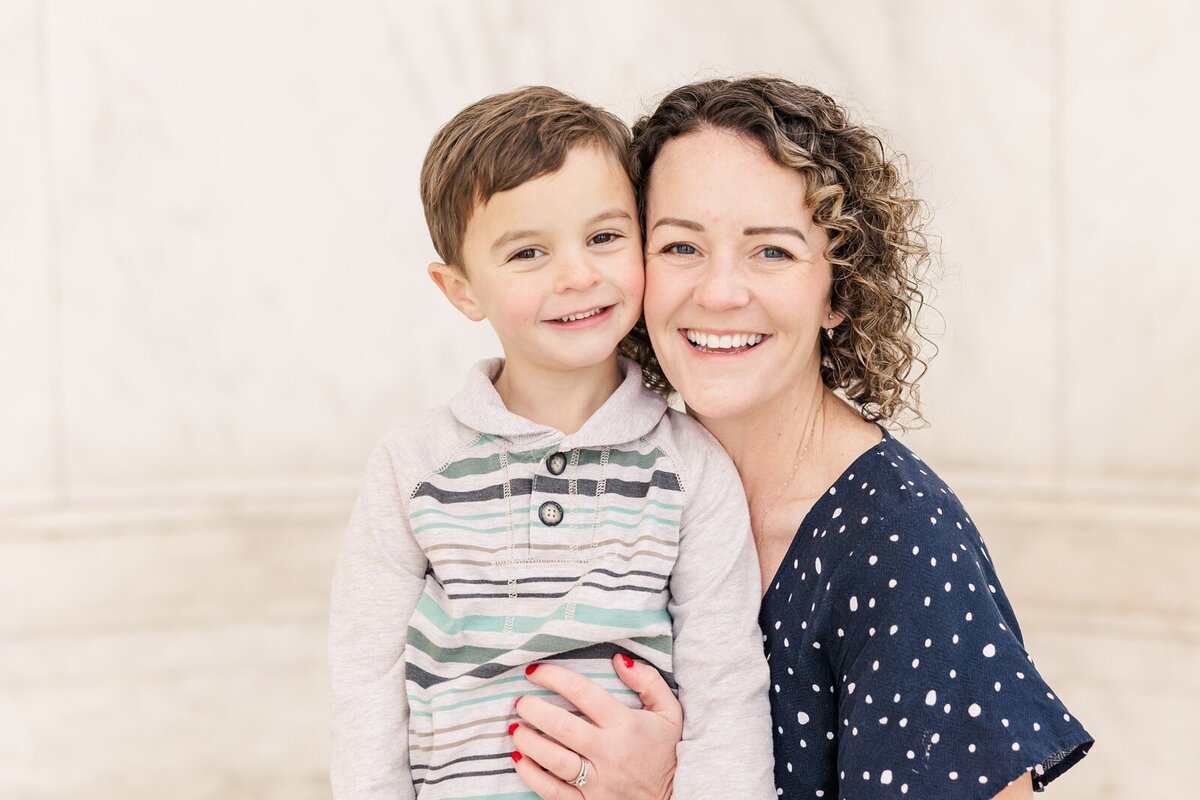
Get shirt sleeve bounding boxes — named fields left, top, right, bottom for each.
left=329, top=441, right=429, bottom=800
left=826, top=508, right=1092, bottom=798
left=667, top=434, right=776, bottom=800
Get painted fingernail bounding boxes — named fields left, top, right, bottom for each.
left=525, top=664, right=539, bottom=676
left=508, top=722, right=519, bottom=735
left=621, top=653, right=634, bottom=669
left=511, top=751, right=523, bottom=763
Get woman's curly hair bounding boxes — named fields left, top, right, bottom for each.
left=619, top=77, right=933, bottom=427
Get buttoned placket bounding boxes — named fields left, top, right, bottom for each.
left=530, top=443, right=578, bottom=555
left=496, top=435, right=613, bottom=631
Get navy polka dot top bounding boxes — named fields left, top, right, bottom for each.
left=759, top=430, right=1092, bottom=798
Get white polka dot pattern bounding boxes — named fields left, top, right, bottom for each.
left=759, top=431, right=1092, bottom=797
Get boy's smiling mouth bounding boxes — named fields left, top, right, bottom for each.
left=545, top=304, right=615, bottom=327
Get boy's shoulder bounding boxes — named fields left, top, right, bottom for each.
left=644, top=406, right=738, bottom=493
left=650, top=405, right=724, bottom=449
left=367, top=405, right=481, bottom=492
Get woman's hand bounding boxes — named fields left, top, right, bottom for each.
left=510, top=654, right=682, bottom=800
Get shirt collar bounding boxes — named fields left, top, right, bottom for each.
left=448, top=357, right=667, bottom=450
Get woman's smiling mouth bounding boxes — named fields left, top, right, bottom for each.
left=682, top=329, right=768, bottom=353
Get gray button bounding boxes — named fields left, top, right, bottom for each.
left=546, top=452, right=568, bottom=475
left=538, top=500, right=564, bottom=526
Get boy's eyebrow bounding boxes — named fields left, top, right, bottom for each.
left=586, top=208, right=634, bottom=226
left=491, top=229, right=541, bottom=252
left=743, top=225, right=807, bottom=243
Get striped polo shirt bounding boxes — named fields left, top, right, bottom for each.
left=330, top=358, right=775, bottom=800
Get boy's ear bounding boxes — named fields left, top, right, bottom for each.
left=428, top=262, right=485, bottom=322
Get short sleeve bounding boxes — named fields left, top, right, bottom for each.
left=824, top=509, right=1092, bottom=797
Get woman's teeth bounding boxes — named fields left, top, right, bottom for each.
left=557, top=307, right=605, bottom=323
left=685, top=330, right=764, bottom=349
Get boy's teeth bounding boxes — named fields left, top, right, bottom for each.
left=685, top=330, right=764, bottom=349
left=558, top=307, right=604, bottom=323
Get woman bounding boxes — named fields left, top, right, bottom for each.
left=509, top=77, right=1092, bottom=799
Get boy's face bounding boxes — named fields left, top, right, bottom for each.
left=431, top=145, right=644, bottom=379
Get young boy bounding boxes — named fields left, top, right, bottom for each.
left=329, top=86, right=773, bottom=799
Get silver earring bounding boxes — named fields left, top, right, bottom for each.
left=825, top=327, right=835, bottom=340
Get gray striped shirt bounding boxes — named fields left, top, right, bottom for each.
left=330, top=358, right=774, bottom=799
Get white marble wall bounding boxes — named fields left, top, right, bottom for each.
left=3, top=1, right=1197, bottom=797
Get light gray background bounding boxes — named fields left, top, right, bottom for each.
left=3, top=1, right=1197, bottom=797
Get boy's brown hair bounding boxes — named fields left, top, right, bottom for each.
left=420, top=86, right=632, bottom=272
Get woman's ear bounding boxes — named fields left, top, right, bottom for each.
left=825, top=309, right=845, bottom=330
left=428, top=262, right=485, bottom=322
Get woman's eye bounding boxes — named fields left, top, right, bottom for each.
left=663, top=243, right=697, bottom=256
left=760, top=246, right=792, bottom=260
left=590, top=232, right=620, bottom=245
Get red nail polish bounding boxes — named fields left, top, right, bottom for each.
left=511, top=751, right=523, bottom=763
left=525, top=664, right=539, bottom=676
left=508, top=722, right=519, bottom=735
left=621, top=654, right=634, bottom=669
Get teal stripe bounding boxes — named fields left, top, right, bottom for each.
left=439, top=449, right=555, bottom=478
left=444, top=792, right=539, bottom=800
left=413, top=594, right=670, bottom=636
left=405, top=627, right=507, bottom=664
left=407, top=629, right=630, bottom=665
left=632, top=634, right=673, bottom=655
left=409, top=671, right=623, bottom=706
left=410, top=685, right=638, bottom=715
left=577, top=448, right=667, bottom=468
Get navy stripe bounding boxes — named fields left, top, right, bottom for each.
left=446, top=582, right=664, bottom=600
left=441, top=568, right=670, bottom=587
left=410, top=751, right=511, bottom=773
left=413, top=472, right=683, bottom=504
left=414, top=765, right=514, bottom=787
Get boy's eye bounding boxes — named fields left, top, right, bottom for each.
left=663, top=243, right=697, bottom=256
left=590, top=232, right=621, bottom=245
left=510, top=247, right=542, bottom=261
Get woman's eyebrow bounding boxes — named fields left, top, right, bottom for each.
left=650, top=217, right=704, bottom=232
left=744, top=225, right=807, bottom=242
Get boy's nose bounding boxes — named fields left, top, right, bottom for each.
left=554, top=256, right=602, bottom=293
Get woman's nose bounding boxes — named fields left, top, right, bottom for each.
left=555, top=256, right=603, bottom=293
left=692, top=258, right=750, bottom=310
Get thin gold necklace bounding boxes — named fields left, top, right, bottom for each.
left=751, top=389, right=824, bottom=542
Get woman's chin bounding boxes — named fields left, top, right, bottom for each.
left=673, top=377, right=766, bottom=422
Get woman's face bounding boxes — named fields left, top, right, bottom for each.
left=642, top=128, right=842, bottom=421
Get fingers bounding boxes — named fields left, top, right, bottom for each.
left=523, top=663, right=627, bottom=729
left=512, top=752, right=583, bottom=800
left=612, top=654, right=684, bottom=727
left=511, top=721, right=590, bottom=784
left=515, top=693, right=597, bottom=754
